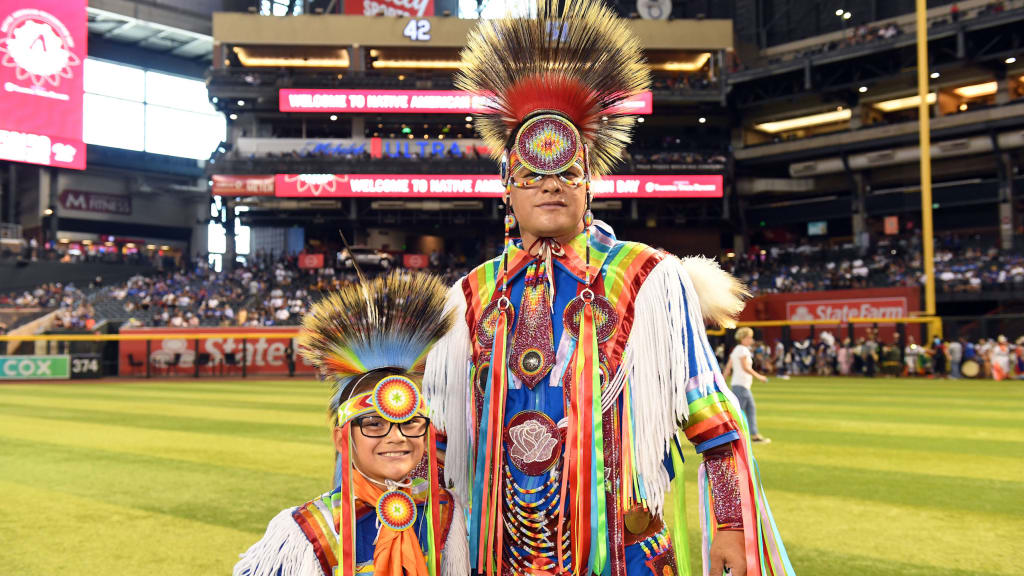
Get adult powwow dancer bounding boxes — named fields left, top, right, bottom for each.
left=424, top=2, right=795, bottom=575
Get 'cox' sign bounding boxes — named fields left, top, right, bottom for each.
left=0, top=356, right=70, bottom=380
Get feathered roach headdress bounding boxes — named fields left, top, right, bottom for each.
left=456, top=0, right=650, bottom=181
left=299, top=271, right=454, bottom=420
left=298, top=271, right=454, bottom=576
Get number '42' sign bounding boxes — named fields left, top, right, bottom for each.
left=403, top=19, right=431, bottom=42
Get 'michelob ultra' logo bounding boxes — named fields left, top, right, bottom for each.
left=0, top=355, right=69, bottom=380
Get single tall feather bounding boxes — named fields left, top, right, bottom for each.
left=298, top=271, right=455, bottom=418
left=456, top=0, right=650, bottom=176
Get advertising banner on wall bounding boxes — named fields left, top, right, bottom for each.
left=118, top=328, right=315, bottom=377
left=343, top=0, right=433, bottom=17
left=0, top=0, right=86, bottom=169
left=211, top=174, right=276, bottom=197
left=739, top=287, right=921, bottom=343
left=274, top=173, right=723, bottom=199
left=0, top=355, right=70, bottom=379
left=280, top=89, right=653, bottom=115
left=59, top=189, right=131, bottom=215
left=235, top=137, right=489, bottom=160
left=403, top=253, right=428, bottom=268
left=297, top=252, right=324, bottom=269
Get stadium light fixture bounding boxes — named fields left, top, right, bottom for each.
left=959, top=103, right=968, bottom=111
left=698, top=117, right=707, bottom=123
left=843, top=11, right=852, bottom=20
left=372, top=59, right=461, bottom=69
left=1006, top=57, right=1017, bottom=64
left=43, top=208, right=53, bottom=216
left=229, top=113, right=238, bottom=120
left=237, top=100, right=245, bottom=106
left=872, top=92, right=936, bottom=112
left=330, top=115, right=338, bottom=121
left=465, top=116, right=473, bottom=122
left=753, top=108, right=852, bottom=134
left=930, top=72, right=940, bottom=79
left=835, top=9, right=844, bottom=16
left=858, top=86, right=868, bottom=93
left=953, top=81, right=998, bottom=98
left=648, top=53, right=712, bottom=72
left=637, top=117, right=645, bottom=123
left=233, top=47, right=350, bottom=68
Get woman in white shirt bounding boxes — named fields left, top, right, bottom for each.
left=722, top=327, right=771, bottom=443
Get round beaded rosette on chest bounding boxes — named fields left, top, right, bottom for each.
left=376, top=489, right=417, bottom=531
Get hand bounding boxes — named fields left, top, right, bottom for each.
left=709, top=529, right=746, bottom=576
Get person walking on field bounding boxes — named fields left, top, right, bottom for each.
left=724, top=327, right=772, bottom=443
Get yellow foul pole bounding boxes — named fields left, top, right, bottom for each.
left=915, top=0, right=937, bottom=336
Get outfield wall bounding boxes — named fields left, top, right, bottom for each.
left=118, top=327, right=314, bottom=377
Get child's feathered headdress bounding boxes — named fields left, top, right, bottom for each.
left=298, top=271, right=454, bottom=418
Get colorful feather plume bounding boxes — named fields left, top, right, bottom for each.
left=298, top=271, right=454, bottom=414
left=456, top=0, right=650, bottom=176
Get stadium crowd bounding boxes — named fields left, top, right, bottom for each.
left=725, top=232, right=1024, bottom=295
left=4, top=231, right=1024, bottom=340
left=0, top=251, right=470, bottom=331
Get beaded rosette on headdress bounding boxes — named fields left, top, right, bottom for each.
left=298, top=272, right=453, bottom=574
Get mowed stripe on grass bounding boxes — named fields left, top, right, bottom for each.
left=1, top=377, right=1021, bottom=576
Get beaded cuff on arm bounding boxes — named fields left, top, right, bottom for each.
left=705, top=451, right=743, bottom=531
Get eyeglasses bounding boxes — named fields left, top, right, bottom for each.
left=354, top=415, right=430, bottom=438
left=512, top=172, right=584, bottom=189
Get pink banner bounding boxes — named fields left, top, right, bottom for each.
left=0, top=0, right=86, bottom=170
left=344, top=0, right=433, bottom=17
left=280, top=89, right=653, bottom=115
left=274, top=174, right=722, bottom=199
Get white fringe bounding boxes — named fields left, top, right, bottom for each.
left=441, top=501, right=470, bottom=576
left=619, top=258, right=688, bottom=518
left=423, top=280, right=473, bottom=506
left=233, top=508, right=323, bottom=576
left=616, top=256, right=739, bottom=518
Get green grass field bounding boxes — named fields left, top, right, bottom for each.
left=0, top=376, right=1021, bottom=575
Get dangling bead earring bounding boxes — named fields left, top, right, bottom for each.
left=501, top=183, right=513, bottom=297
left=583, top=183, right=593, bottom=286
left=582, top=145, right=594, bottom=285
left=499, top=150, right=513, bottom=296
